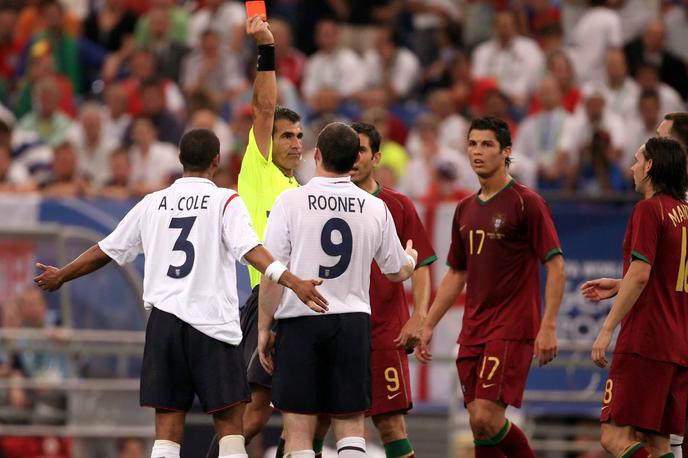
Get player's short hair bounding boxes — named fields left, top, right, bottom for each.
left=350, top=122, right=381, bottom=154
left=179, top=128, right=220, bottom=172
left=643, top=136, right=688, bottom=200
left=316, top=122, right=360, bottom=174
left=272, top=106, right=301, bottom=135
left=468, top=116, right=512, bottom=167
left=664, top=112, right=688, bottom=150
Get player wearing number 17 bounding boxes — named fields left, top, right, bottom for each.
left=581, top=137, right=688, bottom=458
left=32, top=129, right=327, bottom=458
left=417, top=116, right=566, bottom=458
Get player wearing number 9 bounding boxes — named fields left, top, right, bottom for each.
left=581, top=137, right=688, bottom=458
left=32, top=128, right=327, bottom=458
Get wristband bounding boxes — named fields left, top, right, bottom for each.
left=257, top=44, right=275, bottom=72
left=406, top=253, right=416, bottom=271
left=265, top=260, right=287, bottom=283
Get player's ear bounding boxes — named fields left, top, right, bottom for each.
left=314, top=147, right=321, bottom=164
left=372, top=151, right=381, bottom=167
left=211, top=153, right=220, bottom=167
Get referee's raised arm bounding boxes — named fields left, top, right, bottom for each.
left=246, top=15, right=276, bottom=159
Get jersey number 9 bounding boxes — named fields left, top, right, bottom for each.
left=318, top=218, right=353, bottom=279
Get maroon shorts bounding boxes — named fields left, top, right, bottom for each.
left=600, top=353, right=688, bottom=435
left=456, top=339, right=534, bottom=408
left=366, top=349, right=412, bottom=417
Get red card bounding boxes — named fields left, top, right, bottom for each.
left=245, top=1, right=267, bottom=21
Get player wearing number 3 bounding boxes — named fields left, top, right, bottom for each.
left=418, top=117, right=566, bottom=457
left=32, top=129, right=327, bottom=458
left=581, top=137, right=688, bottom=458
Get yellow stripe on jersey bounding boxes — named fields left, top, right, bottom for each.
left=238, top=127, right=299, bottom=287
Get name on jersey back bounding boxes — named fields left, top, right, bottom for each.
left=158, top=195, right=210, bottom=211
left=307, top=194, right=366, bottom=213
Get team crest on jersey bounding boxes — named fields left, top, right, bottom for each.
left=488, top=214, right=506, bottom=239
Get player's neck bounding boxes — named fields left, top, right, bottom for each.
left=276, top=164, right=294, bottom=177
left=642, top=183, right=657, bottom=199
left=478, top=172, right=512, bottom=200
left=183, top=170, right=214, bottom=180
left=357, top=176, right=378, bottom=194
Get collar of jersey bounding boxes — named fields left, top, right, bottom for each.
left=174, top=177, right=217, bottom=186
left=309, top=176, right=352, bottom=184
left=476, top=178, right=515, bottom=205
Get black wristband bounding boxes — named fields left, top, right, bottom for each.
left=257, top=44, right=276, bottom=72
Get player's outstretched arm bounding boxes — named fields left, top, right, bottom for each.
left=580, top=278, right=621, bottom=302
left=535, top=254, right=565, bottom=367
left=247, top=15, right=276, bottom=159
left=385, top=240, right=418, bottom=283
left=416, top=268, right=466, bottom=364
left=591, top=260, right=650, bottom=368
left=394, top=265, right=431, bottom=349
left=33, top=244, right=112, bottom=292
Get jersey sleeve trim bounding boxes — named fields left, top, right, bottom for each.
left=222, top=193, right=239, bottom=215
left=630, top=250, right=651, bottom=265
left=544, top=248, right=563, bottom=262
left=418, top=255, right=438, bottom=268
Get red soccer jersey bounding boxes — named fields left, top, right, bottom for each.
left=447, top=180, right=563, bottom=345
left=370, top=184, right=437, bottom=350
left=615, top=195, right=688, bottom=366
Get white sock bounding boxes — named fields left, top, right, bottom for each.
left=284, top=451, right=315, bottom=458
left=671, top=434, right=683, bottom=458
left=151, top=440, right=180, bottom=458
left=218, top=434, right=247, bottom=458
left=336, top=436, right=366, bottom=457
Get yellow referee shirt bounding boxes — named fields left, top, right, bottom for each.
left=238, top=127, right=299, bottom=287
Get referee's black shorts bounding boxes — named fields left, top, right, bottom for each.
left=140, top=307, right=250, bottom=413
left=239, top=285, right=272, bottom=388
left=272, top=312, right=371, bottom=415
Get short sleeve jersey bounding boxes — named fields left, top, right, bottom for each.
left=98, top=177, right=260, bottom=345
left=263, top=176, right=409, bottom=319
left=370, top=185, right=437, bottom=350
left=238, top=128, right=299, bottom=287
left=447, top=180, right=563, bottom=345
left=615, top=195, right=688, bottom=366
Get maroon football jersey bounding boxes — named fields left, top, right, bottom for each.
left=447, top=180, right=562, bottom=345
left=370, top=185, right=437, bottom=350
left=615, top=194, right=688, bottom=366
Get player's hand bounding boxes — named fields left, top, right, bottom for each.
left=293, top=279, right=329, bottom=313
left=580, top=278, right=620, bottom=302
left=395, top=312, right=425, bottom=350
left=415, top=325, right=433, bottom=364
left=591, top=327, right=613, bottom=368
left=33, top=263, right=64, bottom=292
left=258, top=329, right=276, bottom=375
left=534, top=326, right=557, bottom=367
left=246, top=15, right=274, bottom=45
left=405, top=239, right=418, bottom=266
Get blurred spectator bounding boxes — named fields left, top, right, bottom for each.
left=66, top=102, right=120, bottom=188
left=410, top=88, right=467, bottom=154
left=181, top=30, right=246, bottom=104
left=272, top=19, right=305, bottom=89
left=117, top=437, right=145, bottom=458
left=634, top=62, right=685, bottom=115
left=514, top=75, right=572, bottom=188
left=97, top=146, right=132, bottom=200
left=559, top=84, right=627, bottom=193
left=598, top=49, right=640, bottom=119
left=145, top=7, right=189, bottom=82
left=14, top=51, right=77, bottom=119
left=102, top=83, right=132, bottom=144
left=623, top=88, right=661, bottom=171
left=472, top=10, right=544, bottom=108
left=521, top=0, right=561, bottom=43
left=0, top=7, right=21, bottom=88
left=569, top=0, right=622, bottom=84
left=444, top=52, right=499, bottom=118
left=538, top=22, right=564, bottom=56
left=361, top=107, right=408, bottom=184
left=335, top=0, right=399, bottom=55
left=134, top=0, right=189, bottom=47
left=361, top=26, right=421, bottom=103
left=14, top=0, right=80, bottom=47
left=187, top=108, right=233, bottom=161
left=402, top=113, right=477, bottom=200
left=407, top=0, right=461, bottom=66
left=301, top=19, right=367, bottom=114
left=483, top=89, right=518, bottom=136
left=616, top=0, right=659, bottom=45
left=421, top=22, right=462, bottom=93
left=136, top=78, right=185, bottom=145
left=530, top=51, right=581, bottom=114
left=623, top=20, right=688, bottom=100
left=14, top=76, right=72, bottom=148
left=82, top=0, right=137, bottom=53
left=39, top=141, right=90, bottom=198
left=0, top=144, right=36, bottom=193
left=128, top=116, right=181, bottom=196
left=663, top=0, right=688, bottom=63
left=188, top=0, right=245, bottom=52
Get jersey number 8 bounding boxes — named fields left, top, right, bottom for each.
left=318, top=218, right=353, bottom=279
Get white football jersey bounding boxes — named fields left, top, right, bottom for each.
left=263, top=176, right=408, bottom=319
left=99, top=177, right=260, bottom=344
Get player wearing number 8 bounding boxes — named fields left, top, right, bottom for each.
left=582, top=137, right=688, bottom=458
left=32, top=129, right=327, bottom=458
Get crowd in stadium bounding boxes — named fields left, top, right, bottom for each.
left=0, top=0, right=685, bottom=201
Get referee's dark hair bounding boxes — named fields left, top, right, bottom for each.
left=179, top=128, right=220, bottom=171
left=317, top=122, right=360, bottom=174
left=350, top=122, right=381, bottom=154
left=643, top=136, right=688, bottom=200
left=468, top=116, right=513, bottom=167
left=664, top=112, right=688, bottom=150
left=272, top=106, right=301, bottom=135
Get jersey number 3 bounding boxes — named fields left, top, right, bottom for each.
left=167, top=216, right=197, bottom=279
left=319, top=218, right=353, bottom=279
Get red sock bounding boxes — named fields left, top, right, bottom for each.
left=474, top=445, right=505, bottom=457
left=495, top=421, right=535, bottom=458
